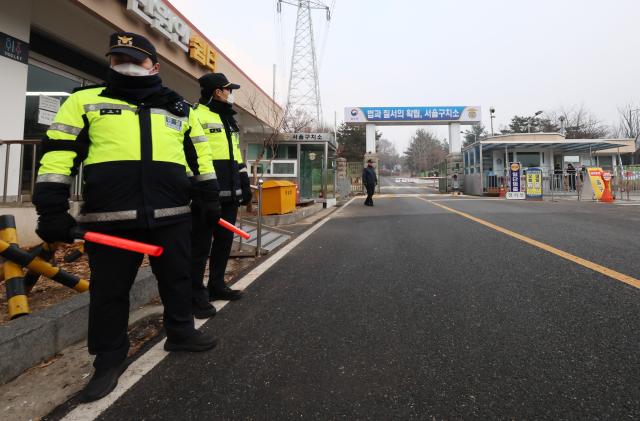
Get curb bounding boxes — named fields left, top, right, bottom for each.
left=0, top=267, right=159, bottom=385
left=245, top=203, right=324, bottom=226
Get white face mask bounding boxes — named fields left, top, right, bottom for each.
left=111, top=63, right=157, bottom=77
left=226, top=92, right=235, bottom=105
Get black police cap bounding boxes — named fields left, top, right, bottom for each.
left=198, top=73, right=241, bottom=91
left=107, top=32, right=158, bottom=63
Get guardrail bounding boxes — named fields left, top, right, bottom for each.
left=1, top=139, right=40, bottom=203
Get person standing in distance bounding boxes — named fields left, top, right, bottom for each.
left=190, top=73, right=252, bottom=316
left=363, top=159, right=378, bottom=206
left=32, top=32, right=220, bottom=402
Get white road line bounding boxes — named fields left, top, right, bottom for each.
left=62, top=197, right=357, bottom=421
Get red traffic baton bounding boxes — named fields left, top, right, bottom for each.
left=218, top=218, right=251, bottom=240
left=72, top=229, right=164, bottom=256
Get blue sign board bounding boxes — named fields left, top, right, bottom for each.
left=509, top=162, right=521, bottom=192
left=344, top=106, right=481, bottom=124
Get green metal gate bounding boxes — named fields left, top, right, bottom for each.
left=347, top=162, right=364, bottom=194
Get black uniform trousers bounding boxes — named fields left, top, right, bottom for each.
left=85, top=221, right=196, bottom=370
left=365, top=183, right=375, bottom=205
left=191, top=201, right=238, bottom=302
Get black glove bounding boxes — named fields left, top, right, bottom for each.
left=36, top=212, right=77, bottom=244
left=240, top=172, right=252, bottom=205
left=190, top=180, right=221, bottom=224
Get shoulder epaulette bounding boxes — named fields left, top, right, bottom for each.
left=72, top=84, right=105, bottom=93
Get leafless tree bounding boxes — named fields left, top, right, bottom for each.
left=613, top=103, right=640, bottom=139
left=243, top=91, right=286, bottom=184
left=283, top=108, right=315, bottom=133
left=549, top=105, right=610, bottom=139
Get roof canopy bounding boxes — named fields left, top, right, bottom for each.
left=463, top=133, right=631, bottom=154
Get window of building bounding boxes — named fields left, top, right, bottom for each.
left=247, top=159, right=297, bottom=177
left=21, top=58, right=101, bottom=195
left=518, top=152, right=541, bottom=168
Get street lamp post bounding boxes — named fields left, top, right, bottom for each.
left=528, top=110, right=543, bottom=133
left=490, top=107, right=496, bottom=136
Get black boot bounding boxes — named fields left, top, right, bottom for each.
left=192, top=298, right=217, bottom=319
left=79, top=361, right=128, bottom=403
left=164, top=331, right=218, bottom=352
left=209, top=286, right=243, bottom=301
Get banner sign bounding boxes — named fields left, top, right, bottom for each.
left=525, top=167, right=543, bottom=200
left=344, top=106, right=481, bottom=124
left=506, top=162, right=525, bottom=199
left=587, top=167, right=605, bottom=200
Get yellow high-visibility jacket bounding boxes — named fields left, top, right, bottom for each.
left=193, top=102, right=248, bottom=203
left=33, top=86, right=218, bottom=230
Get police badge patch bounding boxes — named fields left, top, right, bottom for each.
left=165, top=116, right=182, bottom=131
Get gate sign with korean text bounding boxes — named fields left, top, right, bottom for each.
left=506, top=162, right=525, bottom=199
left=525, top=167, right=543, bottom=200
left=282, top=132, right=336, bottom=146
left=283, top=133, right=333, bottom=142
left=344, top=106, right=481, bottom=125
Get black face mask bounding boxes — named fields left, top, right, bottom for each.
left=105, top=69, right=163, bottom=104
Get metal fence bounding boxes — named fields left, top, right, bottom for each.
left=1, top=139, right=85, bottom=204
left=346, top=162, right=364, bottom=194
left=481, top=169, right=582, bottom=199
left=613, top=165, right=640, bottom=200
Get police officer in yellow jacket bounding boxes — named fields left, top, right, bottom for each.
left=190, top=73, right=252, bottom=316
left=32, top=33, right=221, bottom=402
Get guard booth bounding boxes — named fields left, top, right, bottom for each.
left=245, top=132, right=337, bottom=201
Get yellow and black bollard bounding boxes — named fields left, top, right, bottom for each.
left=0, top=239, right=89, bottom=294
left=23, top=243, right=56, bottom=293
left=0, top=215, right=29, bottom=319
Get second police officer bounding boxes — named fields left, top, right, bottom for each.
left=32, top=33, right=221, bottom=402
left=190, top=73, right=253, bottom=318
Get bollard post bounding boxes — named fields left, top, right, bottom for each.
left=0, top=215, right=29, bottom=319
left=256, top=178, right=263, bottom=257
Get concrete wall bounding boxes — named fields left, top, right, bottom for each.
left=0, top=0, right=33, bottom=200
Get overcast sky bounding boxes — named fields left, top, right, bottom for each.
left=171, top=0, right=640, bottom=153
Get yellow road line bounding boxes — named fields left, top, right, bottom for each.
left=418, top=197, right=640, bottom=290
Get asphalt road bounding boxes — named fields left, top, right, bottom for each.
left=73, top=183, right=640, bottom=420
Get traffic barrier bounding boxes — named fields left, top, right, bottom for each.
left=0, top=215, right=29, bottom=319
left=600, top=171, right=614, bottom=203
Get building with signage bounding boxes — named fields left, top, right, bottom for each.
left=0, top=0, right=280, bottom=200
left=244, top=132, right=337, bottom=199
left=461, top=133, right=634, bottom=195
left=0, top=0, right=281, bottom=244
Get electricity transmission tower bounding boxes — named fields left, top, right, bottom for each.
left=278, top=0, right=331, bottom=129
